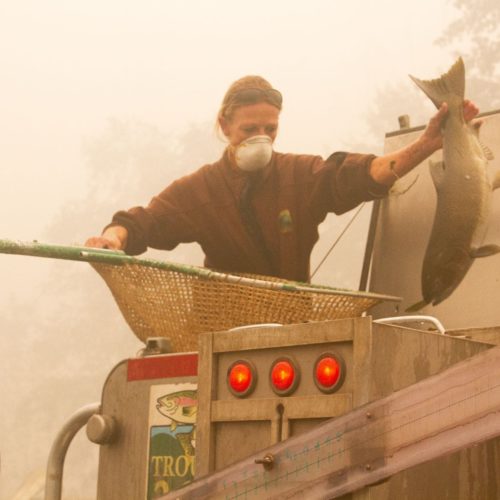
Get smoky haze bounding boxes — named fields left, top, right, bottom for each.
left=1, top=0, right=499, bottom=498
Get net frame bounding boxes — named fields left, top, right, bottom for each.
left=0, top=239, right=400, bottom=352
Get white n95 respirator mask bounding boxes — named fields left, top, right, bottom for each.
left=234, top=135, right=273, bottom=172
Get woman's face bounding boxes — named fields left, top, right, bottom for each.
left=220, top=102, right=280, bottom=146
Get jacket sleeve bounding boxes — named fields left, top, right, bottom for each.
left=308, top=151, right=390, bottom=222
left=104, top=177, right=200, bottom=256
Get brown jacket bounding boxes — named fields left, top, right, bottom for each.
left=108, top=150, right=388, bottom=282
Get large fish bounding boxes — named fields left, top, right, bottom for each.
left=408, top=57, right=500, bottom=310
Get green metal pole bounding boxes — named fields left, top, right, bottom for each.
left=0, top=238, right=131, bottom=264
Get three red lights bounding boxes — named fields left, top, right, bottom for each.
left=227, top=353, right=345, bottom=397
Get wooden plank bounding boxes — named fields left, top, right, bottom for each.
left=194, top=332, right=217, bottom=477
left=163, top=345, right=500, bottom=500
left=447, top=326, right=500, bottom=345
left=211, top=318, right=361, bottom=353
left=351, top=317, right=372, bottom=407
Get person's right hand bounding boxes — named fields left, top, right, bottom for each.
left=85, top=225, right=128, bottom=250
left=84, top=235, right=122, bottom=250
left=421, top=99, right=480, bottom=154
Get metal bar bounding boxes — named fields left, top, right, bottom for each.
left=0, top=239, right=131, bottom=265
left=359, top=200, right=380, bottom=292
left=45, top=403, right=100, bottom=500
left=385, top=108, right=500, bottom=138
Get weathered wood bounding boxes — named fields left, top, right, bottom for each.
left=163, top=345, right=500, bottom=500
left=211, top=394, right=352, bottom=421
left=193, top=317, right=366, bottom=478
left=211, top=318, right=357, bottom=353
left=194, top=332, right=217, bottom=477
left=447, top=326, right=500, bottom=345
left=351, top=317, right=373, bottom=407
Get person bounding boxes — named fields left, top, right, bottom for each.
left=85, top=75, right=479, bottom=283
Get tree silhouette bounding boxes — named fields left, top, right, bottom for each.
left=1, top=119, right=223, bottom=498
left=436, top=0, right=500, bottom=109
left=343, top=0, right=500, bottom=154
left=45, top=118, right=223, bottom=246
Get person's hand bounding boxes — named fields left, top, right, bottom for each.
left=422, top=99, right=480, bottom=153
left=85, top=226, right=128, bottom=250
left=463, top=99, right=480, bottom=122
left=84, top=235, right=122, bottom=250
left=421, top=102, right=448, bottom=152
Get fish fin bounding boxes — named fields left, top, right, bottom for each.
left=470, top=122, right=495, bottom=160
left=409, top=57, right=465, bottom=110
left=472, top=119, right=483, bottom=130
left=471, top=119, right=485, bottom=136
left=405, top=299, right=428, bottom=313
left=492, top=170, right=500, bottom=191
left=429, top=159, right=446, bottom=190
left=482, top=143, right=495, bottom=161
left=470, top=245, right=500, bottom=258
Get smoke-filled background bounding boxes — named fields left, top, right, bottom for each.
left=1, top=0, right=499, bottom=498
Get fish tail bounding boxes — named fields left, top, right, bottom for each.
left=409, top=57, right=465, bottom=110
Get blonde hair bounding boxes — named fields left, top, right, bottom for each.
left=216, top=76, right=282, bottom=136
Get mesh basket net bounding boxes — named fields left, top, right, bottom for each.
left=92, top=261, right=398, bottom=352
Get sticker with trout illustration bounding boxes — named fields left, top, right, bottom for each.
left=146, top=383, right=197, bottom=499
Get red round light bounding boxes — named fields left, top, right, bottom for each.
left=228, top=362, right=254, bottom=396
left=271, top=361, right=294, bottom=390
left=314, top=354, right=344, bottom=393
left=270, top=360, right=296, bottom=393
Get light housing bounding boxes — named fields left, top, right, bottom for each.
left=269, top=356, right=300, bottom=396
left=227, top=360, right=257, bottom=397
left=313, top=352, right=345, bottom=394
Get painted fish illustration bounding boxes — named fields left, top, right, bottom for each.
left=156, top=390, right=197, bottom=429
left=408, top=57, right=500, bottom=310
